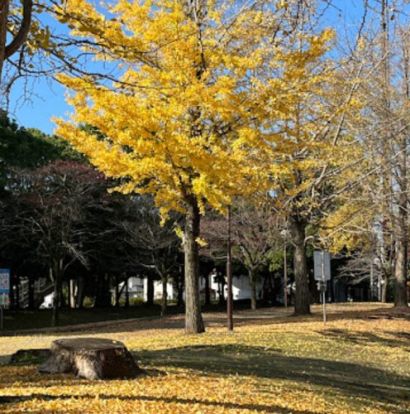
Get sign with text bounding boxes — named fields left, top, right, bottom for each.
left=0, top=269, right=10, bottom=294
left=313, top=251, right=331, bottom=282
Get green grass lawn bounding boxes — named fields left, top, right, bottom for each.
left=0, top=303, right=409, bottom=413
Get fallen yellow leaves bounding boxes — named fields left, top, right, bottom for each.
left=0, top=303, right=409, bottom=414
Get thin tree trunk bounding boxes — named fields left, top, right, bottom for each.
left=249, top=269, right=257, bottom=310
left=60, top=281, right=68, bottom=308
left=0, top=0, right=32, bottom=84
left=125, top=277, right=129, bottom=307
left=51, top=259, right=63, bottom=327
left=69, top=279, right=76, bottom=309
left=218, top=277, right=225, bottom=306
left=10, top=271, right=15, bottom=310
left=381, top=277, right=388, bottom=303
left=393, top=37, right=409, bottom=308
left=94, top=274, right=111, bottom=307
left=0, top=0, right=9, bottom=82
left=394, top=206, right=408, bottom=307
left=146, top=276, right=154, bottom=306
left=184, top=199, right=205, bottom=334
left=161, top=277, right=167, bottom=316
left=290, top=216, right=310, bottom=315
left=204, top=272, right=211, bottom=306
left=28, top=277, right=35, bottom=310
left=76, top=276, right=85, bottom=309
left=51, top=279, right=60, bottom=327
left=394, top=162, right=408, bottom=308
left=115, top=274, right=120, bottom=308
left=394, top=242, right=408, bottom=308
left=15, top=273, right=20, bottom=310
left=177, top=274, right=184, bottom=308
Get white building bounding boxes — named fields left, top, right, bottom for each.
left=123, top=277, right=177, bottom=301
left=118, top=273, right=263, bottom=303
left=203, top=272, right=263, bottom=301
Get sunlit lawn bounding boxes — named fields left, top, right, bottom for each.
left=0, top=303, right=409, bottom=413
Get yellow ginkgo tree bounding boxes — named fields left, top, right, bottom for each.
left=55, top=0, right=342, bottom=330
left=54, top=0, right=285, bottom=333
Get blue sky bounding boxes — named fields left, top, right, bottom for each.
left=5, top=0, right=371, bottom=135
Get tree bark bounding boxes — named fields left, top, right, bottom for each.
left=69, top=279, right=76, bottom=309
left=76, top=276, right=85, bottom=308
left=381, top=275, right=388, bottom=303
left=115, top=274, right=120, bottom=308
left=394, top=211, right=408, bottom=307
left=0, top=0, right=33, bottom=83
left=249, top=269, right=257, bottom=310
left=176, top=274, right=184, bottom=308
left=10, top=272, right=16, bottom=310
left=146, top=275, right=154, bottom=306
left=161, top=276, right=167, bottom=316
left=15, top=273, right=20, bottom=310
left=94, top=274, right=111, bottom=307
left=51, top=260, right=63, bottom=327
left=393, top=45, right=409, bottom=308
left=289, top=216, right=310, bottom=315
left=204, top=272, right=211, bottom=306
left=125, top=277, right=129, bottom=308
left=184, top=199, right=205, bottom=333
left=28, top=277, right=35, bottom=310
left=218, top=277, right=225, bottom=306
left=0, top=0, right=10, bottom=82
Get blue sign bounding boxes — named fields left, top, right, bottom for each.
left=0, top=269, right=10, bottom=294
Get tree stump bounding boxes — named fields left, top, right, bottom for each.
left=38, top=337, right=141, bottom=380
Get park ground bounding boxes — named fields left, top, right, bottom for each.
left=0, top=303, right=409, bottom=414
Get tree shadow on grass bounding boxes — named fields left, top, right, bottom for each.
left=318, top=329, right=410, bottom=349
left=134, top=344, right=410, bottom=411
left=1, top=345, right=409, bottom=413
left=0, top=394, right=319, bottom=414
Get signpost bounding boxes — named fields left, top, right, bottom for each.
left=226, top=206, right=233, bottom=331
left=313, top=251, right=331, bottom=324
left=0, top=269, right=10, bottom=330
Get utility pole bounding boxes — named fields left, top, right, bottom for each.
left=283, top=239, right=288, bottom=308
left=226, top=205, right=233, bottom=331
left=280, top=226, right=289, bottom=307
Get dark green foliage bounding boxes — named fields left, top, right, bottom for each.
left=0, top=111, right=82, bottom=177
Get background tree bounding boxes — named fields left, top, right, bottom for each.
left=201, top=197, right=278, bottom=310
left=122, top=196, right=182, bottom=316
left=321, top=1, right=410, bottom=308
left=247, top=1, right=366, bottom=313
left=6, top=161, right=106, bottom=325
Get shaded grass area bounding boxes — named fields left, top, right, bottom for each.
left=0, top=392, right=321, bottom=414
left=1, top=299, right=263, bottom=332
left=2, top=304, right=176, bottom=331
